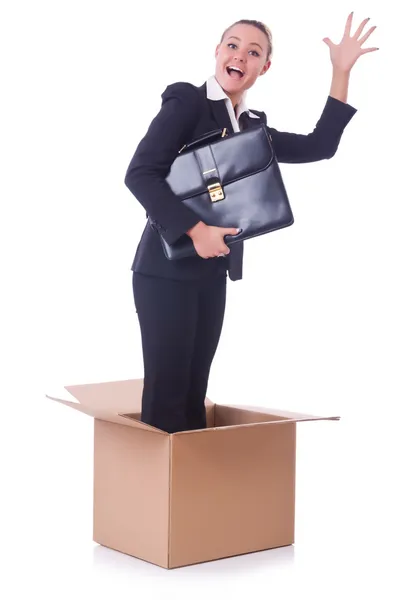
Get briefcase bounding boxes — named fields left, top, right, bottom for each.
left=151, top=125, right=294, bottom=260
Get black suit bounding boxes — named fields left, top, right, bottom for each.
left=125, top=81, right=356, bottom=281
left=124, top=80, right=357, bottom=432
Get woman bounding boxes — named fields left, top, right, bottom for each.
left=124, top=14, right=378, bottom=434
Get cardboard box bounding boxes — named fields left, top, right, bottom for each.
left=47, top=378, right=338, bottom=569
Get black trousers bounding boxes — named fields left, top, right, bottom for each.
left=132, top=271, right=227, bottom=433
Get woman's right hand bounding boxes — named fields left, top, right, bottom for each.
left=187, top=221, right=241, bottom=259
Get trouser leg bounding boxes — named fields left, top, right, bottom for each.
left=132, top=272, right=198, bottom=433
left=186, top=275, right=227, bottom=430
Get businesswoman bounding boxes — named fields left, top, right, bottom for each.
left=124, top=14, right=377, bottom=433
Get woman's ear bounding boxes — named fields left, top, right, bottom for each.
left=215, top=43, right=220, bottom=59
left=260, top=60, right=271, bottom=76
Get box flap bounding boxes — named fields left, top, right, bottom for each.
left=46, top=379, right=166, bottom=434
left=65, top=378, right=145, bottom=412
left=46, top=378, right=214, bottom=435
left=216, top=403, right=340, bottom=422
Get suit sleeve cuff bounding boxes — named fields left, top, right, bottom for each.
left=326, top=95, right=357, bottom=125
left=158, top=212, right=201, bottom=246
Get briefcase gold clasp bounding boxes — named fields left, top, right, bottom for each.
left=208, top=182, right=224, bottom=202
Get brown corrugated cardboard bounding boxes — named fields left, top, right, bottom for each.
left=47, top=378, right=339, bottom=568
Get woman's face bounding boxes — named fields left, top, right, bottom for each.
left=215, top=23, right=271, bottom=102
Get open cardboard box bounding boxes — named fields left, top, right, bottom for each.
left=47, top=378, right=339, bottom=569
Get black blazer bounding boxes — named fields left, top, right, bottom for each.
left=124, top=81, right=357, bottom=281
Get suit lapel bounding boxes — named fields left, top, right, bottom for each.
left=199, top=82, right=234, bottom=133
left=240, top=110, right=265, bottom=130
left=210, top=98, right=234, bottom=132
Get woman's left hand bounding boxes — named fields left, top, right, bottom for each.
left=323, top=12, right=378, bottom=73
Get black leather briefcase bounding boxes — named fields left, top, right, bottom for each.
left=151, top=125, right=294, bottom=260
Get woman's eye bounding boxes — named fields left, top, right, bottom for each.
left=227, top=43, right=259, bottom=57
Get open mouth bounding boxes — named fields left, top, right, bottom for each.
left=226, top=66, right=245, bottom=80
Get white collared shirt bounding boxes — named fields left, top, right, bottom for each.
left=206, top=75, right=260, bottom=133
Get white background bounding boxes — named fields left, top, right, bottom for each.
left=1, top=0, right=396, bottom=598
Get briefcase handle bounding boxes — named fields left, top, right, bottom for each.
left=179, top=128, right=228, bottom=154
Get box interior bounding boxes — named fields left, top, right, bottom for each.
left=119, top=404, right=289, bottom=431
